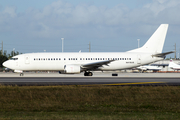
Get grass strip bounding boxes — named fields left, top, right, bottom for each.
left=0, top=85, right=180, bottom=119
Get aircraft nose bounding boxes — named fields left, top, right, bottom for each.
left=3, top=61, right=8, bottom=68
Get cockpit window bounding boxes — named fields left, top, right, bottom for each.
left=10, top=58, right=18, bottom=60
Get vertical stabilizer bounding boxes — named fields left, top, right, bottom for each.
left=128, top=24, right=169, bottom=53
left=168, top=59, right=180, bottom=69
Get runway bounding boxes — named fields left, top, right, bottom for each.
left=0, top=72, right=180, bottom=86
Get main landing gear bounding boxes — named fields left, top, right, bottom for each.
left=84, top=72, right=93, bottom=76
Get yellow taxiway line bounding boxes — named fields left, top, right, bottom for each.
left=103, top=82, right=165, bottom=86
left=79, top=82, right=165, bottom=86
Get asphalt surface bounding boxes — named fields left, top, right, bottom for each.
left=0, top=75, right=180, bottom=86
left=0, top=72, right=180, bottom=86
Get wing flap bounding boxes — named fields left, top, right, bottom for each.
left=81, top=60, right=114, bottom=70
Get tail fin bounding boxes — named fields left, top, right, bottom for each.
left=168, top=59, right=179, bottom=68
left=128, top=24, right=169, bottom=53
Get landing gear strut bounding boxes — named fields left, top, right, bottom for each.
left=84, top=72, right=93, bottom=76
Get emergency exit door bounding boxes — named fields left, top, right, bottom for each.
left=25, top=56, right=30, bottom=64
left=137, top=55, right=141, bottom=64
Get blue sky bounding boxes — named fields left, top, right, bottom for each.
left=0, top=0, right=180, bottom=58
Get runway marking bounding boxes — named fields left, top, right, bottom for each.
left=80, top=82, right=165, bottom=86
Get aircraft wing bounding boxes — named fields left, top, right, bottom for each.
left=152, top=51, right=174, bottom=57
left=81, top=60, right=114, bottom=70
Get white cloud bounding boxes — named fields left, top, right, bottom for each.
left=0, top=0, right=180, bottom=52
left=3, top=6, right=17, bottom=17
left=144, top=0, right=180, bottom=16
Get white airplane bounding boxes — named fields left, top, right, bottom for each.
left=168, top=59, right=180, bottom=71
left=136, top=65, right=161, bottom=73
left=3, top=24, right=173, bottom=76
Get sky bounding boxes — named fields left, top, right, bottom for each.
left=0, top=0, right=180, bottom=58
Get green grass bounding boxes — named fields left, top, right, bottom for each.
left=0, top=85, right=180, bottom=119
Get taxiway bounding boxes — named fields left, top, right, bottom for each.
left=0, top=72, right=180, bottom=86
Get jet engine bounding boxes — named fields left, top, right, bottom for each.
left=64, top=65, right=81, bottom=74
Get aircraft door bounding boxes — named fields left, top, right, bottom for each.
left=25, top=56, right=30, bottom=64
left=137, top=55, right=141, bottom=64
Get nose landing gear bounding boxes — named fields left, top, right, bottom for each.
left=20, top=73, right=24, bottom=76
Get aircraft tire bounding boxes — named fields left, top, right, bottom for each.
left=112, top=73, right=118, bottom=76
left=20, top=73, right=24, bottom=76
left=89, top=72, right=93, bottom=76
left=84, top=72, right=93, bottom=76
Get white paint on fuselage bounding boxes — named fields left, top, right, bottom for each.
left=3, top=52, right=163, bottom=72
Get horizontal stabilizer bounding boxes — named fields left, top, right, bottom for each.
left=152, top=51, right=174, bottom=57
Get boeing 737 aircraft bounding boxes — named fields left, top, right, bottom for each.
left=3, top=24, right=173, bottom=76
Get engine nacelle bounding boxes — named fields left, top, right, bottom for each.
left=64, top=65, right=81, bottom=74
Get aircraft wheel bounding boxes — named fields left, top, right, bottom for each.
left=112, top=73, right=118, bottom=76
left=20, top=73, right=24, bottom=76
left=84, top=72, right=87, bottom=76
left=88, top=72, right=93, bottom=76
left=84, top=72, right=93, bottom=76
